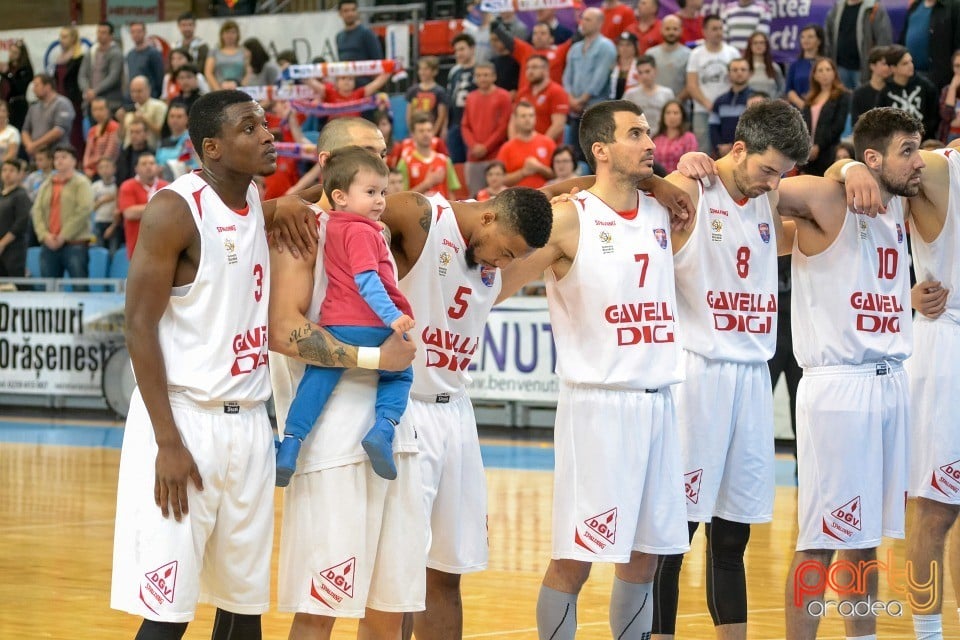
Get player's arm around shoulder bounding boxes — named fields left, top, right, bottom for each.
left=664, top=171, right=700, bottom=252
left=765, top=190, right=795, bottom=256
left=908, top=150, right=950, bottom=243
left=776, top=174, right=846, bottom=256
left=497, top=198, right=579, bottom=303
left=125, top=189, right=204, bottom=521
left=382, top=191, right=432, bottom=278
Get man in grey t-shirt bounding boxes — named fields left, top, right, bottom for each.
left=21, top=75, right=75, bottom=161
left=647, top=15, right=691, bottom=99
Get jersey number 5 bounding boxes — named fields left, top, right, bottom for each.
left=448, top=286, right=472, bottom=319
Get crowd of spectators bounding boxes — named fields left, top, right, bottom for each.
left=4, top=0, right=960, bottom=284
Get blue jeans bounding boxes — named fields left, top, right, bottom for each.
left=285, top=325, right=413, bottom=440
left=447, top=123, right=467, bottom=164
left=838, top=66, right=860, bottom=91
left=40, top=244, right=89, bottom=291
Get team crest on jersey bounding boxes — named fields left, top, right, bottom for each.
left=439, top=251, right=451, bottom=276
left=653, top=228, right=668, bottom=249
left=822, top=496, right=862, bottom=542
left=139, top=560, right=178, bottom=614
left=480, top=265, right=497, bottom=287
left=711, top=218, right=723, bottom=242
left=931, top=459, right=960, bottom=498
left=310, top=557, right=356, bottom=609
left=758, top=222, right=770, bottom=243
left=224, top=237, right=238, bottom=264
left=599, top=230, right=615, bottom=254
left=896, top=223, right=904, bottom=243
left=574, top=507, right=618, bottom=553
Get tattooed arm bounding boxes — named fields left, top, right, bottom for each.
left=268, top=243, right=415, bottom=371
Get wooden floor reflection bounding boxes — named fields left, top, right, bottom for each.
left=1, top=442, right=957, bottom=639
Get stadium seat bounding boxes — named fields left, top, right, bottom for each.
left=26, top=246, right=41, bottom=278
left=88, top=247, right=110, bottom=291
left=108, top=249, right=129, bottom=279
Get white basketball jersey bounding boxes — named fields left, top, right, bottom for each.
left=791, top=198, right=912, bottom=367
left=399, top=194, right=502, bottom=396
left=673, top=179, right=778, bottom=362
left=546, top=190, right=683, bottom=389
left=910, top=147, right=960, bottom=325
left=156, top=173, right=271, bottom=403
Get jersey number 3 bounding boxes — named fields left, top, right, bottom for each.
left=253, top=263, right=264, bottom=302
left=448, top=286, right=472, bottom=319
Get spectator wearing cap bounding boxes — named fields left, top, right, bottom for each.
left=626, top=0, right=664, bottom=53
left=611, top=32, right=642, bottom=99
left=31, top=145, right=93, bottom=286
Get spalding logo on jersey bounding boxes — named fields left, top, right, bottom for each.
left=758, top=222, right=770, bottom=244
left=480, top=265, right=496, bottom=287
left=654, top=228, right=667, bottom=249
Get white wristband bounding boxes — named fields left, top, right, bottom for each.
left=357, top=346, right=381, bottom=370
left=839, top=161, right=866, bottom=181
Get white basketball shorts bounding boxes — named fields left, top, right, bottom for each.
left=795, top=362, right=908, bottom=551
left=111, top=389, right=275, bottom=622
left=552, top=382, right=690, bottom=562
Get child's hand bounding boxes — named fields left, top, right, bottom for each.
left=391, top=314, right=414, bottom=335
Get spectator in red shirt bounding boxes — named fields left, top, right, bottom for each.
left=601, top=0, right=638, bottom=41
left=677, top=0, right=705, bottom=44
left=514, top=55, right=569, bottom=143
left=118, top=152, right=168, bottom=258
left=492, top=18, right=574, bottom=95
left=497, top=101, right=556, bottom=189
left=317, top=70, right=390, bottom=119
left=397, top=113, right=461, bottom=198
left=627, top=0, right=665, bottom=53
left=82, top=97, right=120, bottom=179
left=461, top=62, right=512, bottom=195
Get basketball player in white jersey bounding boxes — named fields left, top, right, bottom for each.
left=268, top=117, right=554, bottom=640
left=495, top=99, right=691, bottom=639
left=771, top=108, right=924, bottom=640
left=836, top=137, right=959, bottom=640
left=650, top=101, right=811, bottom=640
left=110, top=90, right=303, bottom=640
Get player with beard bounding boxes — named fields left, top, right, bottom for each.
left=651, top=100, right=811, bottom=640
left=833, top=135, right=960, bottom=640
left=497, top=99, right=691, bottom=640
left=673, top=107, right=924, bottom=640
left=778, top=108, right=923, bottom=640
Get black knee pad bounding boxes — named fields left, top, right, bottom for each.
left=704, top=518, right=751, bottom=625
left=211, top=609, right=262, bottom=640
left=135, top=620, right=188, bottom=640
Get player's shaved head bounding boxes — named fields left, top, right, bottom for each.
left=317, top=117, right=381, bottom=154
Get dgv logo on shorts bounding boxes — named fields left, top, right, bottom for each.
left=822, top=496, right=862, bottom=542
left=685, top=469, right=703, bottom=504
left=139, top=560, right=178, bottom=614
left=574, top=507, right=618, bottom=553
left=932, top=459, right=960, bottom=498
left=310, top=557, right=356, bottom=609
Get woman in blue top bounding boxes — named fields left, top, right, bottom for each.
left=786, top=24, right=825, bottom=110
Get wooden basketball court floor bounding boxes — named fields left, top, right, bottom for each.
left=1, top=413, right=957, bottom=640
